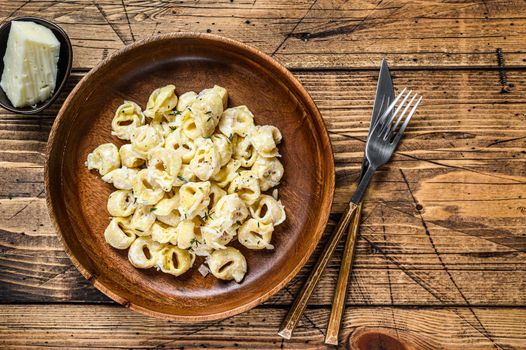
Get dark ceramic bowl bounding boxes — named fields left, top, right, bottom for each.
left=0, top=16, right=72, bottom=114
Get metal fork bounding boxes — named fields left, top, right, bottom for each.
left=324, top=65, right=394, bottom=345
left=352, top=88, right=421, bottom=203
left=278, top=88, right=422, bottom=340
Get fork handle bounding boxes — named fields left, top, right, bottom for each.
left=324, top=202, right=362, bottom=345
left=278, top=201, right=359, bottom=339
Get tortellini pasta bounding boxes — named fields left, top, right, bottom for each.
left=238, top=218, right=274, bottom=250
left=251, top=157, right=284, bottom=191
left=153, top=193, right=181, bottom=227
left=86, top=143, right=120, bottom=176
left=151, top=221, right=178, bottom=245
left=104, top=217, right=136, bottom=249
left=107, top=190, right=137, bottom=217
left=212, top=133, right=233, bottom=167
left=218, top=106, right=254, bottom=138
left=157, top=245, right=194, bottom=276
left=201, top=225, right=235, bottom=250
left=233, top=135, right=258, bottom=167
left=102, top=167, right=138, bottom=190
left=206, top=193, right=249, bottom=233
left=147, top=147, right=182, bottom=191
left=133, top=169, right=165, bottom=205
left=87, top=84, right=286, bottom=283
left=250, top=125, right=282, bottom=158
left=176, top=220, right=199, bottom=250
left=190, top=138, right=220, bottom=181
left=208, top=184, right=226, bottom=211
left=176, top=91, right=197, bottom=111
left=111, top=101, right=145, bottom=140
left=207, top=247, right=247, bottom=283
left=179, top=110, right=203, bottom=140
left=144, top=84, right=178, bottom=120
left=119, top=144, right=145, bottom=168
left=128, top=237, right=164, bottom=269
left=250, top=195, right=286, bottom=225
left=211, top=159, right=242, bottom=188
left=188, top=85, right=227, bottom=137
left=165, top=129, right=196, bottom=163
left=130, top=204, right=156, bottom=235
left=176, top=219, right=212, bottom=256
left=178, top=181, right=211, bottom=220
left=130, top=125, right=164, bottom=158
left=173, top=164, right=197, bottom=186
left=228, top=171, right=261, bottom=205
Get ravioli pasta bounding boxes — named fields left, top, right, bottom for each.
left=86, top=84, right=286, bottom=283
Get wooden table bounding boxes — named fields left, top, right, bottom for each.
left=1, top=1, right=525, bottom=349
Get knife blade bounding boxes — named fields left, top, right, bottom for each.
left=358, top=59, right=394, bottom=181
left=371, top=59, right=394, bottom=132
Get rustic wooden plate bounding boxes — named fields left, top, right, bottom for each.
left=45, top=33, right=334, bottom=321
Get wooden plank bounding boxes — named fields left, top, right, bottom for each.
left=0, top=69, right=525, bottom=306
left=1, top=0, right=526, bottom=69
left=0, top=304, right=525, bottom=349
left=1, top=198, right=525, bottom=305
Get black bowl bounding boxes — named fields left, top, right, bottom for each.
left=0, top=16, right=72, bottom=114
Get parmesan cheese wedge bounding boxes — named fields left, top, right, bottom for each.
left=0, top=21, right=60, bottom=108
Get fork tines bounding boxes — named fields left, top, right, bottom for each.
left=373, top=88, right=422, bottom=145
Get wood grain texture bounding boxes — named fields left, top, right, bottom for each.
left=1, top=0, right=526, bottom=69
left=1, top=69, right=525, bottom=309
left=1, top=0, right=526, bottom=347
left=1, top=304, right=525, bottom=349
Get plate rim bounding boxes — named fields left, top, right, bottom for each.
left=45, top=32, right=335, bottom=321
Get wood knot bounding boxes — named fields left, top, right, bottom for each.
left=348, top=327, right=418, bottom=350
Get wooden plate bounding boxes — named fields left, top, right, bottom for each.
left=45, top=33, right=334, bottom=321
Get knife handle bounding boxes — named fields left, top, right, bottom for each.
left=324, top=202, right=362, bottom=345
left=278, top=202, right=359, bottom=339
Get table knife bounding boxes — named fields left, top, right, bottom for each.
left=324, top=59, right=394, bottom=345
